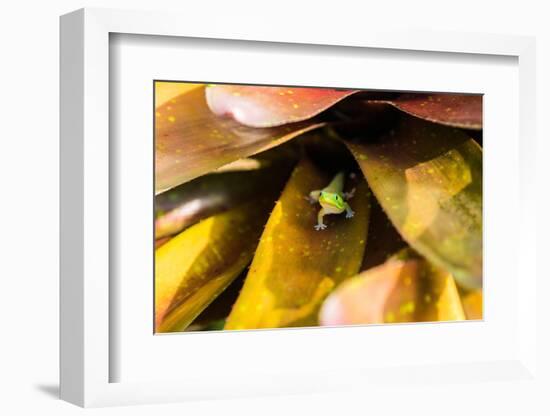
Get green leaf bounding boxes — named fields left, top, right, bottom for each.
left=224, top=157, right=370, bottom=330
left=344, top=114, right=482, bottom=289
left=375, top=93, right=482, bottom=130
left=155, top=86, right=322, bottom=194
left=206, top=84, right=357, bottom=127
left=319, top=250, right=466, bottom=326
left=155, top=194, right=280, bottom=333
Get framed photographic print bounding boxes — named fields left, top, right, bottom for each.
left=60, top=7, right=541, bottom=409
left=153, top=81, right=483, bottom=334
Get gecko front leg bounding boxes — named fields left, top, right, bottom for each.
left=343, top=187, right=356, bottom=200
left=314, top=208, right=328, bottom=230
left=344, top=202, right=355, bottom=219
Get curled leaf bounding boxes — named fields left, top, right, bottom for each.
left=319, top=251, right=465, bottom=326
left=155, top=194, right=279, bottom=333
left=224, top=157, right=370, bottom=330
left=206, top=84, right=357, bottom=128
left=344, top=115, right=482, bottom=289
left=156, top=86, right=322, bottom=194
left=375, top=93, right=482, bottom=130
left=155, top=146, right=297, bottom=239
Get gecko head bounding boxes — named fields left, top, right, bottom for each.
left=319, top=191, right=345, bottom=213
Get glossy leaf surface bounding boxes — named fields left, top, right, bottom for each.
left=319, top=251, right=465, bottom=326
left=156, top=86, right=321, bottom=194
left=345, top=115, right=482, bottom=289
left=155, top=196, right=277, bottom=332
left=206, top=84, right=357, bottom=127
left=377, top=93, right=482, bottom=130
left=224, top=157, right=370, bottom=330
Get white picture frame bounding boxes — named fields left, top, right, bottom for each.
left=60, top=7, right=540, bottom=408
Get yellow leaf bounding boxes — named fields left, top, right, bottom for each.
left=345, top=115, right=482, bottom=289
left=225, top=157, right=370, bottom=330
left=155, top=195, right=276, bottom=333
left=155, top=81, right=203, bottom=109
left=461, top=289, right=483, bottom=320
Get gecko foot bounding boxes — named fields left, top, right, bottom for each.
left=346, top=210, right=355, bottom=219
left=314, top=223, right=327, bottom=231
left=304, top=195, right=317, bottom=205
left=344, top=187, right=356, bottom=200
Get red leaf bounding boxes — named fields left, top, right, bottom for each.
left=155, top=86, right=322, bottom=194
left=206, top=85, right=357, bottom=127
left=319, top=252, right=466, bottom=326
left=376, top=93, right=482, bottom=130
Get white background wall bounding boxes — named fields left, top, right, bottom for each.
left=0, top=0, right=548, bottom=414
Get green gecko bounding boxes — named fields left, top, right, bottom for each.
left=307, top=172, right=355, bottom=230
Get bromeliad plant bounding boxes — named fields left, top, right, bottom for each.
left=154, top=82, right=482, bottom=333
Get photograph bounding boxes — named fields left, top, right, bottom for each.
left=154, top=82, right=483, bottom=333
